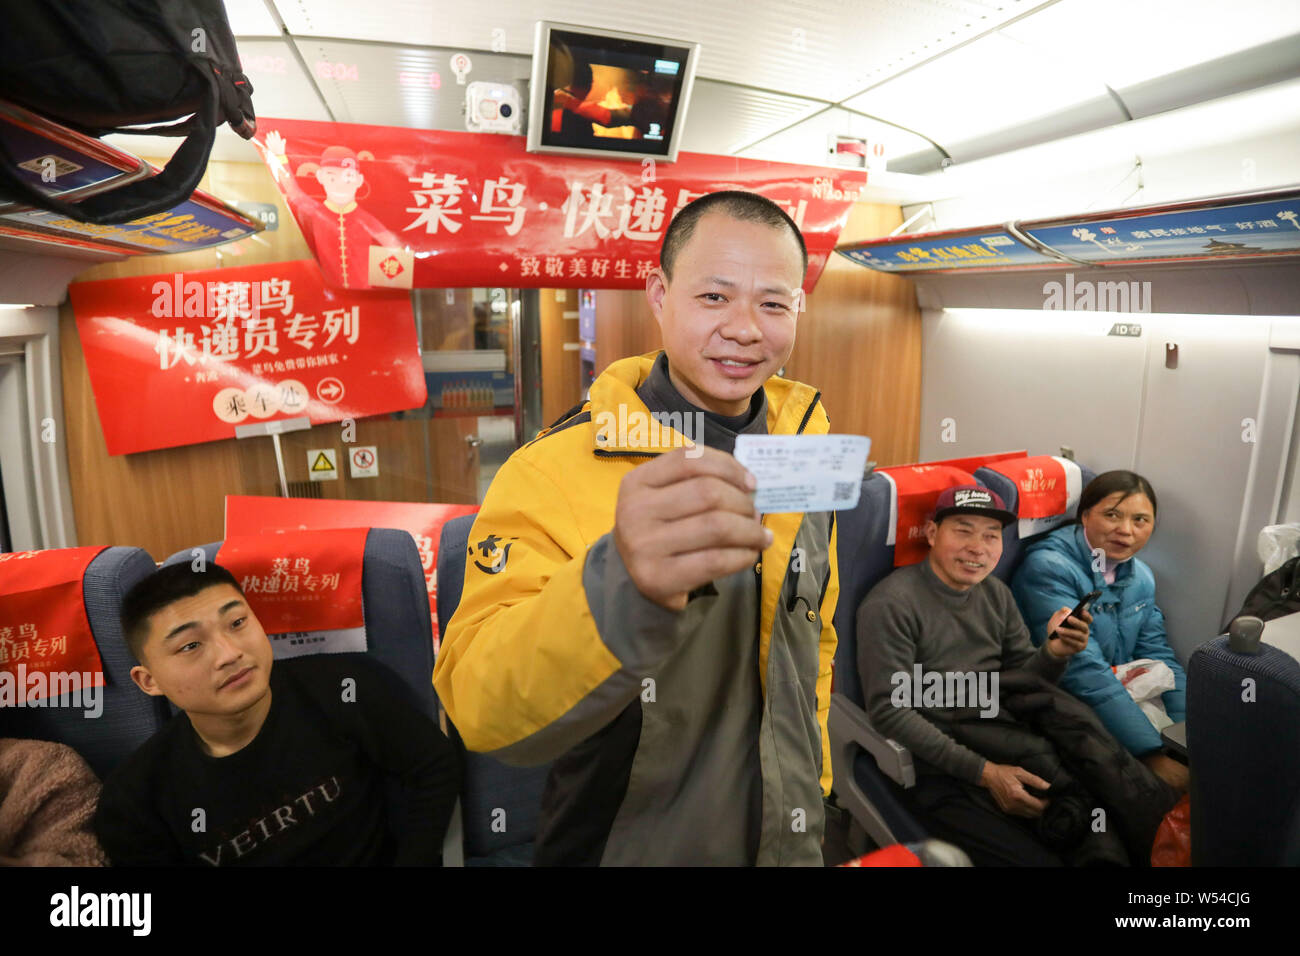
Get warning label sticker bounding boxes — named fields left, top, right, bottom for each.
left=308, top=448, right=338, bottom=481
left=349, top=445, right=378, bottom=479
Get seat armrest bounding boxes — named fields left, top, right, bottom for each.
left=1161, top=720, right=1188, bottom=762
left=828, top=693, right=917, bottom=850
left=829, top=692, right=915, bottom=788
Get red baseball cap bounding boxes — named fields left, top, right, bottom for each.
left=932, top=485, right=1016, bottom=526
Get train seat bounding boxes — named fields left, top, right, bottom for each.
left=1187, top=625, right=1300, bottom=865
left=0, top=546, right=166, bottom=781
left=435, top=513, right=551, bottom=867
left=829, top=456, right=1095, bottom=854
left=973, top=456, right=1095, bottom=584
left=829, top=472, right=929, bottom=849
left=163, top=528, right=437, bottom=721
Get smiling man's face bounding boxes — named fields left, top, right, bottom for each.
left=646, top=210, right=805, bottom=416
left=925, top=515, right=1005, bottom=591
left=130, top=584, right=273, bottom=719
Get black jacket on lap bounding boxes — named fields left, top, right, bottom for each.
left=946, top=668, right=1178, bottom=866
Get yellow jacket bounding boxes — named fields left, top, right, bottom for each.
left=433, top=351, right=839, bottom=865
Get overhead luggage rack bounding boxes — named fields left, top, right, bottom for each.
left=0, top=99, right=261, bottom=257
left=838, top=186, right=1300, bottom=275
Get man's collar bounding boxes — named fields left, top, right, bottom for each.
left=588, top=350, right=822, bottom=452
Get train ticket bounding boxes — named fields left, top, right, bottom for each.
left=733, top=434, right=871, bottom=513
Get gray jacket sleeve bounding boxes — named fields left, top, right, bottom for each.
left=856, top=592, right=988, bottom=785
left=997, top=580, right=1067, bottom=682
left=487, top=531, right=683, bottom=765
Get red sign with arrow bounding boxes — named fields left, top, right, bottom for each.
left=69, top=258, right=426, bottom=456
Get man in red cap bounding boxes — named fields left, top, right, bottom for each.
left=261, top=131, right=404, bottom=290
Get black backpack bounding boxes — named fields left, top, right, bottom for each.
left=0, top=0, right=255, bottom=225
left=1235, top=555, right=1300, bottom=623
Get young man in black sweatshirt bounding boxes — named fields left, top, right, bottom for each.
left=94, top=562, right=459, bottom=866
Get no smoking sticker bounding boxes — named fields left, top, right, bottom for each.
left=349, top=445, right=379, bottom=478
left=308, top=448, right=338, bottom=481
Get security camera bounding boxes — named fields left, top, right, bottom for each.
left=466, top=82, right=523, bottom=134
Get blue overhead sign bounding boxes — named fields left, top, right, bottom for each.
left=1021, top=196, right=1300, bottom=265
left=835, top=190, right=1300, bottom=275
left=0, top=101, right=260, bottom=254
left=1, top=198, right=259, bottom=254
left=0, top=118, right=142, bottom=196
left=836, top=229, right=1060, bottom=272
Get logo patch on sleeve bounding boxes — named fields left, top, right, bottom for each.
left=470, top=534, right=518, bottom=574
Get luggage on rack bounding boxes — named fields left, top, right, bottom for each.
left=0, top=0, right=255, bottom=224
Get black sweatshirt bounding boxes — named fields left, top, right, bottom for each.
left=93, top=653, right=459, bottom=866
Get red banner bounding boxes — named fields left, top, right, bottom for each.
left=224, top=496, right=479, bottom=648
left=255, top=118, right=867, bottom=293
left=217, top=529, right=367, bottom=636
left=986, top=455, right=1069, bottom=519
left=0, top=547, right=107, bottom=701
left=921, top=450, right=1027, bottom=476
left=877, top=465, right=977, bottom=567
left=69, top=259, right=427, bottom=456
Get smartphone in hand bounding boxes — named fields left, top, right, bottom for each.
left=1051, top=589, right=1102, bottom=636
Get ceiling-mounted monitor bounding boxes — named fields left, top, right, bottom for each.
left=526, top=20, right=699, bottom=163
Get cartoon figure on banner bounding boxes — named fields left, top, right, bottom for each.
left=259, top=130, right=413, bottom=290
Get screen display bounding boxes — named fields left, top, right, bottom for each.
left=536, top=27, right=693, bottom=158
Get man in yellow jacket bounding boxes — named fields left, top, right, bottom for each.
left=433, top=191, right=838, bottom=865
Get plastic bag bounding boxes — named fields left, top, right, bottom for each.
left=1151, top=794, right=1191, bottom=866
left=1258, top=523, right=1300, bottom=575
left=1113, top=659, right=1176, bottom=731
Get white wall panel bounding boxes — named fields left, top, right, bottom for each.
left=920, top=306, right=1296, bottom=665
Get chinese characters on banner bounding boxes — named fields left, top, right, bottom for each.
left=839, top=191, right=1300, bottom=272
left=0, top=547, right=108, bottom=700
left=68, top=259, right=427, bottom=456
left=255, top=118, right=868, bottom=292
left=224, top=496, right=480, bottom=649
left=838, top=230, right=1060, bottom=272
left=1020, top=194, right=1300, bottom=264
left=215, top=529, right=368, bottom=659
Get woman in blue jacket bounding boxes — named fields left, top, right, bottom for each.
left=1011, top=471, right=1188, bottom=793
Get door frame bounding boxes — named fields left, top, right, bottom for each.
left=0, top=306, right=78, bottom=550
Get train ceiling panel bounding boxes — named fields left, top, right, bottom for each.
left=299, top=40, right=526, bottom=129
left=264, top=0, right=1054, bottom=103
left=221, top=0, right=284, bottom=35
left=996, top=0, right=1300, bottom=91
left=676, top=82, right=827, bottom=157
left=116, top=1, right=1300, bottom=173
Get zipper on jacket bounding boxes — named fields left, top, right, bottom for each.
left=795, top=391, right=822, bottom=435
left=776, top=393, right=825, bottom=622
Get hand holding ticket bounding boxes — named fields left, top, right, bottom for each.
left=733, top=434, right=872, bottom=513
left=614, top=446, right=770, bottom=612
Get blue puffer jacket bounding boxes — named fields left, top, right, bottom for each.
left=1010, top=523, right=1186, bottom=756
